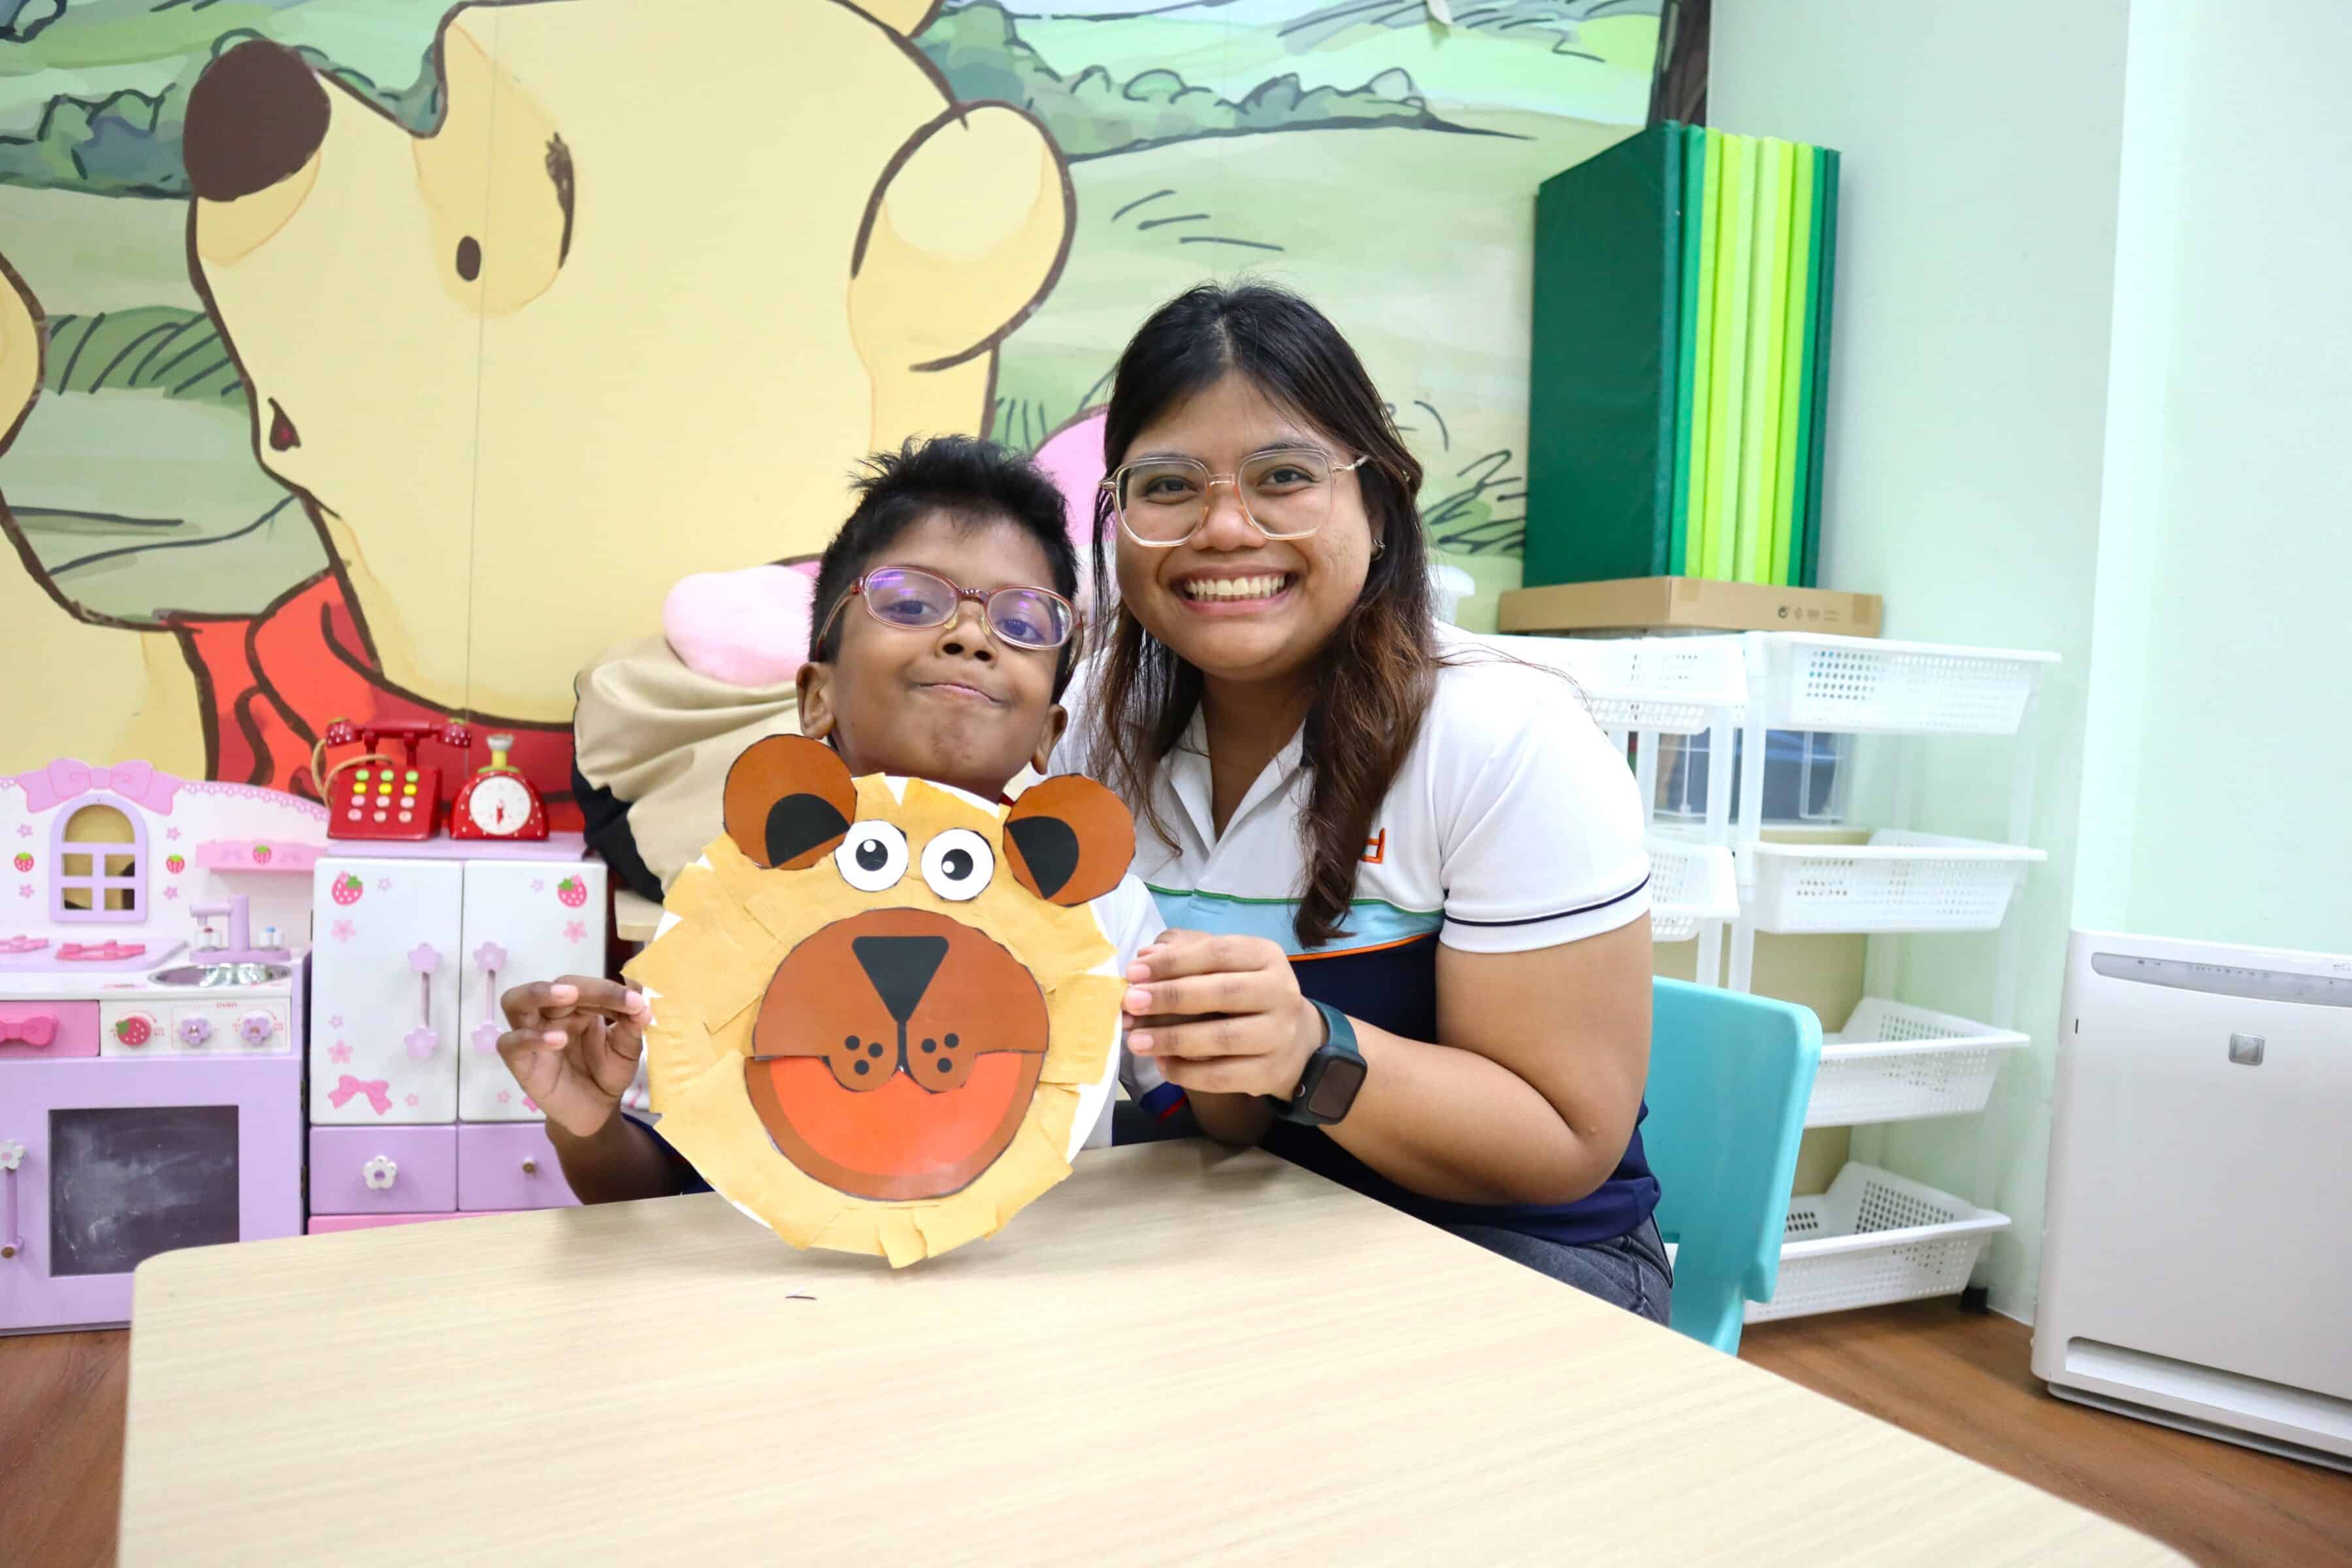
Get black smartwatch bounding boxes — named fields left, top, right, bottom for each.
left=1272, top=1000, right=1367, bottom=1126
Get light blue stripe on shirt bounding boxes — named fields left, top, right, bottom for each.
left=1145, top=885, right=1445, bottom=958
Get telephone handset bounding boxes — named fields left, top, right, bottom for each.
left=313, top=721, right=472, bottom=841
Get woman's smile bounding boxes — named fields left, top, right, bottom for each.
left=1173, top=569, right=1298, bottom=612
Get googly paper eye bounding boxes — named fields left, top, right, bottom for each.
left=834, top=822, right=908, bottom=892
left=920, top=828, right=994, bottom=902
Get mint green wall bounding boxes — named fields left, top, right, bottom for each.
left=1710, top=1, right=2131, bottom=1318
left=2076, top=0, right=2352, bottom=958
left=1714, top=0, right=2352, bottom=1322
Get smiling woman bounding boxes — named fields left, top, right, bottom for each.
left=1066, top=284, right=1669, bottom=1321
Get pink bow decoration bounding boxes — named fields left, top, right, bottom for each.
left=0, top=1014, right=57, bottom=1048
left=328, top=1075, right=393, bottom=1115
left=14, top=758, right=182, bottom=815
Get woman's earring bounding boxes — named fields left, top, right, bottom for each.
left=1372, top=532, right=1386, bottom=560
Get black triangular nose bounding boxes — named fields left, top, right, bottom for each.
left=852, top=936, right=948, bottom=1024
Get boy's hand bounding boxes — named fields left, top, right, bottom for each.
left=497, top=977, right=649, bottom=1139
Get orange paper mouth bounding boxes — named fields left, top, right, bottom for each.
left=746, top=1049, right=1044, bottom=1201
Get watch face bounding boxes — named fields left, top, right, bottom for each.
left=1304, top=1053, right=1368, bottom=1121
left=465, top=775, right=534, bottom=836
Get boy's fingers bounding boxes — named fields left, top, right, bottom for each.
left=501, top=977, right=645, bottom=1027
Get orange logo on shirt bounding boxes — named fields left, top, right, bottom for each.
left=1363, top=830, right=1386, bottom=865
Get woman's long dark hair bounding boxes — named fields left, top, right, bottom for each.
left=1088, top=284, right=1437, bottom=948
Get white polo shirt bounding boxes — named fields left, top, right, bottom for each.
left=1059, top=625, right=1650, bottom=965
left=1053, top=624, right=1659, bottom=1246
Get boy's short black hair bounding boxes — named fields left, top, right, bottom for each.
left=808, top=436, right=1083, bottom=697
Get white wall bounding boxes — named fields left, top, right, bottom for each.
left=1709, top=1, right=2131, bottom=1316
left=2076, top=0, right=2352, bottom=955
left=1713, top=0, right=2352, bottom=1321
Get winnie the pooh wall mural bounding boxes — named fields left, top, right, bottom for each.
left=0, top=0, right=1661, bottom=785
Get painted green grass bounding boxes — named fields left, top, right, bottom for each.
left=1015, top=8, right=1654, bottom=120
left=3, top=392, right=325, bottom=625
left=994, top=107, right=1635, bottom=570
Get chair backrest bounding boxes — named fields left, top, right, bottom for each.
left=1643, top=977, right=1822, bottom=1354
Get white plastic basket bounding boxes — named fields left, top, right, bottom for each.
left=1480, top=633, right=1747, bottom=736
left=1752, top=634, right=2055, bottom=736
left=1806, top=1000, right=2029, bottom=1127
left=1746, top=830, right=2044, bottom=934
left=1746, top=1163, right=2010, bottom=1323
left=1645, top=837, right=1737, bottom=944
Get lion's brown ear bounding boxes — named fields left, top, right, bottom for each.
left=723, top=736, right=856, bottom=869
left=1003, top=775, right=1134, bottom=907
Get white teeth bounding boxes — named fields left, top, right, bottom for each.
left=1181, top=574, right=1290, bottom=602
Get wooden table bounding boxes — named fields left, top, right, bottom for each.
left=120, top=1144, right=2179, bottom=1565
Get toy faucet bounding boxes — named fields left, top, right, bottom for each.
left=189, top=895, right=291, bottom=964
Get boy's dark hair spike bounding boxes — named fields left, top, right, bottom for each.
left=808, top=435, right=1083, bottom=696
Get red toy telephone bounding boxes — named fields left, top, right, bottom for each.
left=449, top=734, right=549, bottom=841
left=313, top=721, right=470, bottom=841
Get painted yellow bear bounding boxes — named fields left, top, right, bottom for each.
left=0, top=0, right=1070, bottom=794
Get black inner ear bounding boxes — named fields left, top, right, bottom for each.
left=1007, top=816, right=1079, bottom=900
left=766, top=792, right=850, bottom=867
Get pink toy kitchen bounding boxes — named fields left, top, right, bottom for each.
left=1, top=746, right=619, bottom=1335
left=1, top=760, right=315, bottom=1333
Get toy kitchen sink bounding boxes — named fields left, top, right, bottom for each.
left=0, top=760, right=321, bottom=1334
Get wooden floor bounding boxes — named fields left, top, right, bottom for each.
left=1739, top=1302, right=2352, bottom=1566
left=5, top=1303, right=2345, bottom=1565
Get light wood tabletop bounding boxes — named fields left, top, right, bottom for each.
left=120, top=1143, right=2180, bottom=1566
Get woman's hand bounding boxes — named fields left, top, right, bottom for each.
left=496, top=977, right=649, bottom=1139
left=1122, top=930, right=1323, bottom=1099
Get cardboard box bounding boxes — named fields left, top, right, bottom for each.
left=1498, top=576, right=1884, bottom=637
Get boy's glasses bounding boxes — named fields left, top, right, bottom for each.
left=817, top=566, right=1077, bottom=654
left=1101, top=447, right=1370, bottom=548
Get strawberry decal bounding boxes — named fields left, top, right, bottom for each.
left=252, top=843, right=273, bottom=865
left=331, top=874, right=365, bottom=907
left=556, top=876, right=587, bottom=909
left=165, top=854, right=185, bottom=874
left=114, top=1016, right=152, bottom=1047
left=10, top=853, right=29, bottom=873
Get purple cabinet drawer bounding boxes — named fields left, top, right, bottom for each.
left=457, top=1123, right=579, bottom=1211
left=310, top=1125, right=458, bottom=1215
left=0, top=1000, right=100, bottom=1059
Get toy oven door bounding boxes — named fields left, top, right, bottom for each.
left=0, top=1056, right=302, bottom=1334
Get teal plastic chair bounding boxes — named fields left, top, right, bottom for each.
left=1643, top=977, right=1822, bottom=1354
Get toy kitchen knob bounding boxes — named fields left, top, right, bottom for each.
left=521, top=1158, right=539, bottom=1176
left=237, top=1011, right=277, bottom=1047
left=362, top=1156, right=399, bottom=1191
left=176, top=1015, right=214, bottom=1048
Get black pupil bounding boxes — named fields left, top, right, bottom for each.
left=943, top=847, right=973, bottom=880
left=855, top=838, right=889, bottom=872
left=455, top=237, right=482, bottom=281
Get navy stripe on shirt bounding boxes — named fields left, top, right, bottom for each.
left=1275, top=932, right=1659, bottom=1249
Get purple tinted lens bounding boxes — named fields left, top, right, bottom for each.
left=863, top=568, right=954, bottom=627
left=987, top=588, right=1071, bottom=649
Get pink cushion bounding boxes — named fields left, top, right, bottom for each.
left=662, top=564, right=817, bottom=687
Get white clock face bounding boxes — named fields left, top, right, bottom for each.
left=465, top=776, right=535, bottom=836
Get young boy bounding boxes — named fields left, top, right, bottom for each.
left=498, top=436, right=1181, bottom=1201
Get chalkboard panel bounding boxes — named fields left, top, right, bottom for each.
left=49, top=1106, right=241, bottom=1277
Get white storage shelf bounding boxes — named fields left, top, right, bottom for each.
left=1486, top=632, right=1747, bottom=736
left=1745, top=830, right=2044, bottom=935
left=1752, top=634, right=2057, bottom=737
left=1746, top=1164, right=2011, bottom=1324
left=1808, top=1000, right=2029, bottom=1128
left=1646, top=837, right=1737, bottom=945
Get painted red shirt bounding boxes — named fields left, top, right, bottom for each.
left=173, top=573, right=581, bottom=830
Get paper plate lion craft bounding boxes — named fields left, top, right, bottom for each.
left=623, top=736, right=1135, bottom=1265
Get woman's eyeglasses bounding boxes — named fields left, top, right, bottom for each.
left=817, top=566, right=1077, bottom=654
left=1101, top=446, right=1370, bottom=548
